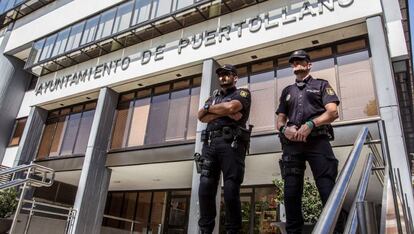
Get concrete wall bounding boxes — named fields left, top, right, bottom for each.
left=0, top=32, right=31, bottom=163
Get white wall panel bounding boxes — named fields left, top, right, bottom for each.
left=32, top=0, right=382, bottom=106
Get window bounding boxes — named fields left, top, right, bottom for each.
left=151, top=0, right=173, bottom=18
left=36, top=102, right=96, bottom=160
left=112, top=1, right=134, bottom=34
left=146, top=85, right=170, bottom=145
left=337, top=51, right=377, bottom=120
left=51, top=28, right=70, bottom=58
left=80, top=15, right=99, bottom=46
left=96, top=8, right=116, bottom=40
left=166, top=80, right=191, bottom=142
left=8, top=118, right=27, bottom=147
left=173, top=0, right=194, bottom=11
left=132, top=0, right=152, bottom=25
left=39, top=34, right=57, bottom=61
left=65, top=22, right=85, bottom=52
left=28, top=39, right=45, bottom=65
left=27, top=75, right=38, bottom=91
left=110, top=76, right=200, bottom=149
left=249, top=61, right=276, bottom=133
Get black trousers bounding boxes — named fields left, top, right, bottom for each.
left=198, top=137, right=246, bottom=234
left=281, top=137, right=339, bottom=234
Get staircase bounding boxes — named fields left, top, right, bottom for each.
left=0, top=163, right=76, bottom=234
left=313, top=121, right=414, bottom=234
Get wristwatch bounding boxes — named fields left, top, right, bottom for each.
left=203, top=103, right=210, bottom=111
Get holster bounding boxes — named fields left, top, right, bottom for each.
left=278, top=159, right=285, bottom=178
left=310, top=124, right=335, bottom=141
left=193, top=153, right=203, bottom=174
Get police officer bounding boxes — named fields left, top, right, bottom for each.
left=276, top=50, right=343, bottom=234
left=197, top=64, right=251, bottom=234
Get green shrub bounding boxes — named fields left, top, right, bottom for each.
left=0, top=188, right=18, bottom=218
left=273, top=177, right=323, bottom=223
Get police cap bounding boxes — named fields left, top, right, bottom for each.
left=288, top=50, right=310, bottom=63
left=216, top=64, right=237, bottom=76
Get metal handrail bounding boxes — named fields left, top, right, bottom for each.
left=103, top=214, right=141, bottom=234
left=343, top=153, right=374, bottom=234
left=0, top=163, right=55, bottom=190
left=312, top=127, right=369, bottom=233
left=6, top=163, right=55, bottom=234
left=20, top=199, right=77, bottom=234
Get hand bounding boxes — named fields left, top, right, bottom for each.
left=228, top=112, right=243, bottom=121
left=294, top=124, right=312, bottom=142
left=284, top=126, right=298, bottom=141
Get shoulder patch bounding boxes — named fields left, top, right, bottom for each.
left=326, top=87, right=335, bottom=95
left=240, top=90, right=249, bottom=98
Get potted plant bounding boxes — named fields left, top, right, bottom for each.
left=273, top=177, right=322, bottom=233
left=0, top=188, right=18, bottom=233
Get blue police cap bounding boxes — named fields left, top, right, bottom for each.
left=216, top=64, right=238, bottom=76
left=288, top=50, right=311, bottom=63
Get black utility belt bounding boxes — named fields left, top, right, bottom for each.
left=309, top=125, right=334, bottom=140
left=201, top=126, right=251, bottom=142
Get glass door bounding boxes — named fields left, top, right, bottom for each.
left=164, top=195, right=190, bottom=234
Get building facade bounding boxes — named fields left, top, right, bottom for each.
left=0, top=0, right=413, bottom=233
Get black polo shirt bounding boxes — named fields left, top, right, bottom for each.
left=206, top=86, right=251, bottom=131
left=276, top=76, right=339, bottom=127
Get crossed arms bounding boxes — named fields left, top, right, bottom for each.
left=198, top=100, right=243, bottom=123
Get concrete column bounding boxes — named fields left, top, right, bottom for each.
left=0, top=30, right=31, bottom=163
left=188, top=59, right=221, bottom=234
left=14, top=106, right=48, bottom=166
left=366, top=16, right=414, bottom=219
left=71, top=87, right=118, bottom=234
left=379, top=0, right=408, bottom=60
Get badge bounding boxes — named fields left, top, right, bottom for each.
left=240, top=90, right=249, bottom=98
left=326, top=88, right=335, bottom=95
left=286, top=94, right=291, bottom=101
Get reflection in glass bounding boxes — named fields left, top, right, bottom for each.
left=29, top=39, right=45, bottom=65
left=73, top=110, right=95, bottom=154
left=49, top=116, right=67, bottom=157
left=65, top=22, right=85, bottom=52
left=113, top=1, right=134, bottom=34
left=275, top=67, right=295, bottom=111
left=96, top=8, right=116, bottom=40
left=80, top=15, right=99, bottom=46
left=254, top=187, right=278, bottom=234
left=337, top=51, right=377, bottom=120
left=174, top=0, right=193, bottom=11
left=111, top=102, right=133, bottom=149
left=60, top=112, right=82, bottom=155
left=146, top=93, right=169, bottom=144
left=128, top=97, right=151, bottom=146
left=152, top=0, right=172, bottom=18
left=51, top=28, right=70, bottom=57
left=166, top=89, right=190, bottom=142
left=150, top=192, right=167, bottom=233
left=249, top=70, right=275, bottom=133
left=135, top=192, right=151, bottom=232
left=37, top=122, right=56, bottom=160
left=39, top=34, right=57, bottom=61
left=187, top=87, right=200, bottom=140
left=132, top=0, right=152, bottom=25
left=8, top=118, right=27, bottom=146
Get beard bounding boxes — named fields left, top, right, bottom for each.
left=219, top=77, right=235, bottom=89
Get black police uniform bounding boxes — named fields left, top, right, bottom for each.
left=276, top=75, right=340, bottom=234
left=198, top=86, right=251, bottom=234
